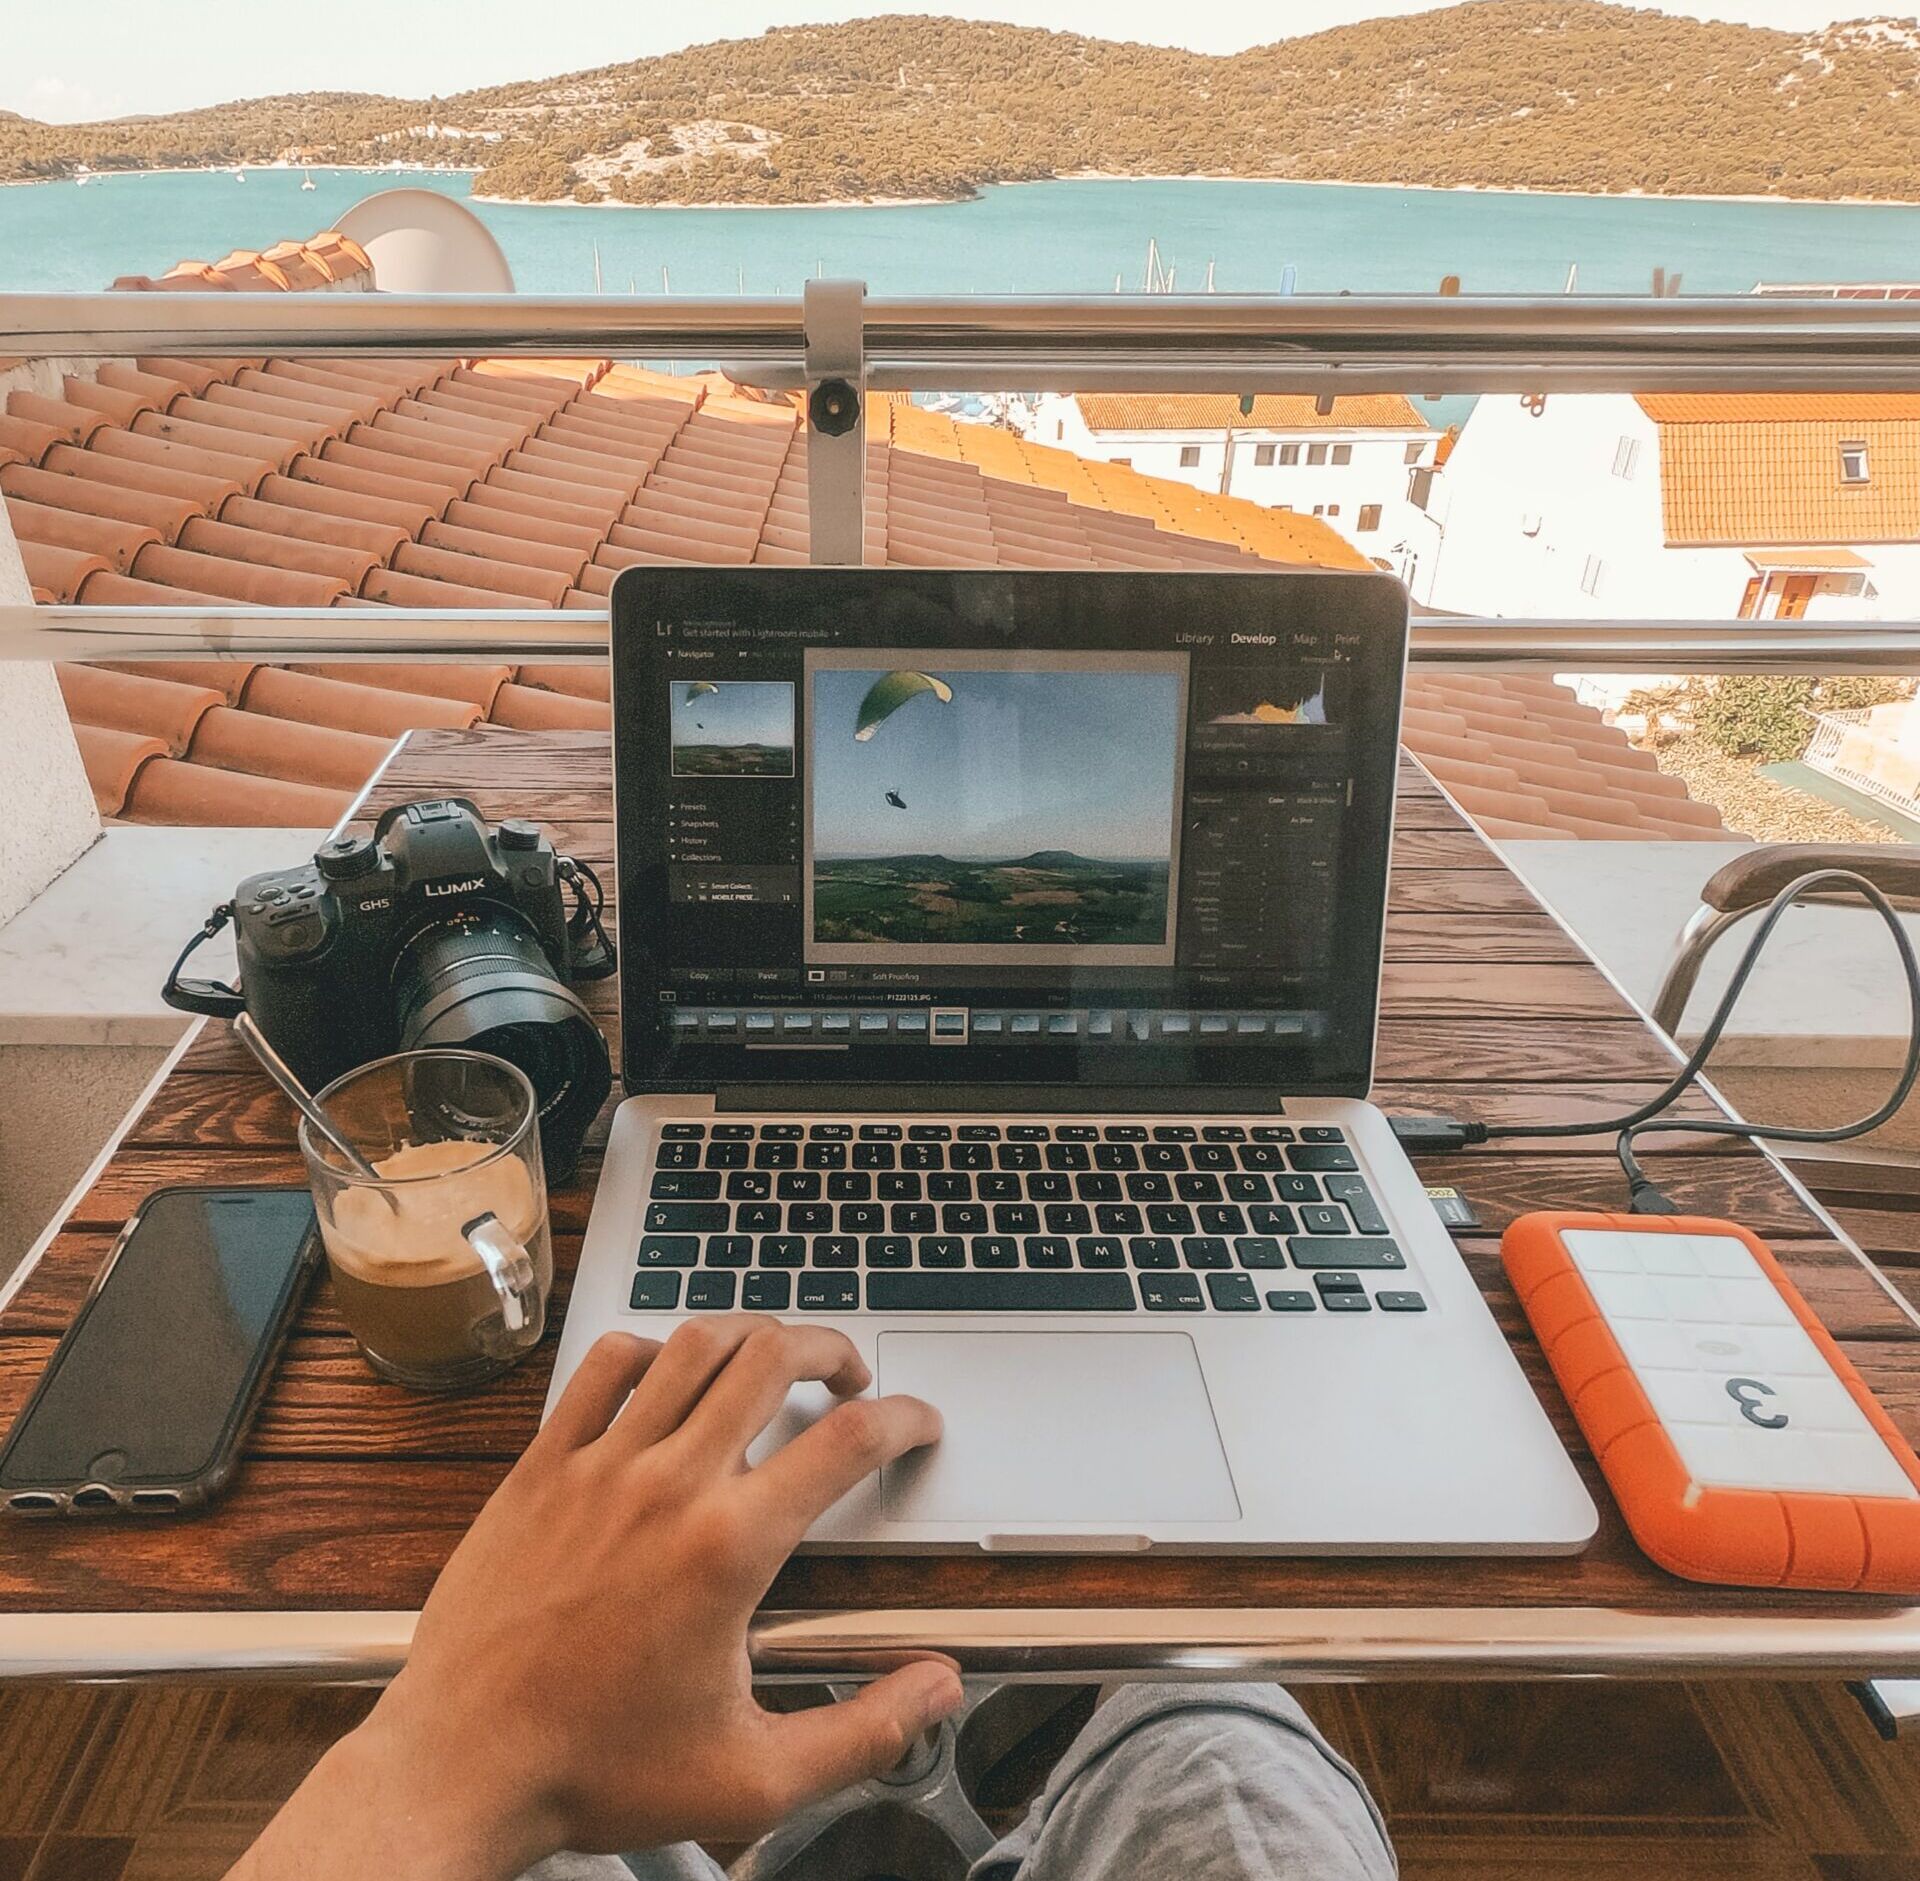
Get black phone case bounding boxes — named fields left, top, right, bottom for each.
left=0, top=1185, right=321, bottom=1517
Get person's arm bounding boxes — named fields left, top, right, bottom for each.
left=228, top=1319, right=962, bottom=1880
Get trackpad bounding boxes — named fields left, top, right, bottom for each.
left=877, top=1332, right=1240, bottom=1525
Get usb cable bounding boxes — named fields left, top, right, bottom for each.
left=1390, top=868, right=1920, bottom=1213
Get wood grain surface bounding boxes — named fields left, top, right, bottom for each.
left=1, top=727, right=1911, bottom=1627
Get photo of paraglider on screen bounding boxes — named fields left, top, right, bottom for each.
left=668, top=679, right=795, bottom=777
left=805, top=651, right=1187, bottom=967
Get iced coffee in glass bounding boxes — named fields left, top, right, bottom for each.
left=300, top=1050, right=553, bottom=1390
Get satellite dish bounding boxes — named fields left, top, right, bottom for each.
left=334, top=188, right=515, bottom=294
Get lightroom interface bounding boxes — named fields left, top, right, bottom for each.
left=642, top=616, right=1363, bottom=1061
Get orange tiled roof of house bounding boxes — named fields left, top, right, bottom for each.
left=110, top=232, right=374, bottom=295
left=1634, top=394, right=1920, bottom=546
left=1072, top=394, right=1433, bottom=434
left=1, top=227, right=1726, bottom=841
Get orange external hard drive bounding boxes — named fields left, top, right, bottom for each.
left=1502, top=1211, right=1920, bottom=1592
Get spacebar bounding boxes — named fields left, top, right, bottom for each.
left=866, top=1273, right=1136, bottom=1312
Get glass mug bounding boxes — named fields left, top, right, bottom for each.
left=300, top=1050, right=554, bottom=1391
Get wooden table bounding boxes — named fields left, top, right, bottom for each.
left=3, top=727, right=1918, bottom=1683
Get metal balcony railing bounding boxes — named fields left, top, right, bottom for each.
left=6, top=283, right=1920, bottom=670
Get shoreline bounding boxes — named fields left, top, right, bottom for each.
left=8, top=162, right=1920, bottom=213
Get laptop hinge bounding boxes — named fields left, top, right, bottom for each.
left=715, top=1084, right=1297, bottom=1115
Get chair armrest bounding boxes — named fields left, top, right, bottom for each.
left=1701, top=843, right=1920, bottom=915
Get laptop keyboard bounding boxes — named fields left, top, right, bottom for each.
left=627, top=1120, right=1425, bottom=1317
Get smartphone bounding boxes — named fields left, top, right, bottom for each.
left=0, top=1187, right=320, bottom=1515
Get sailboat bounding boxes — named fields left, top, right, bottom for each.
left=301, top=169, right=316, bottom=191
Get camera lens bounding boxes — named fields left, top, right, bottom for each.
left=392, top=906, right=610, bottom=1182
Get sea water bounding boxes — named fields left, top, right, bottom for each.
left=6, top=166, right=1920, bottom=299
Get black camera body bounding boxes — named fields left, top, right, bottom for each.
left=169, top=799, right=614, bottom=1181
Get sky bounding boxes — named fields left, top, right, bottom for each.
left=669, top=680, right=794, bottom=755
left=5, top=0, right=1904, bottom=121
left=810, top=666, right=1181, bottom=862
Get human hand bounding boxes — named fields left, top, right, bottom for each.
left=231, top=1319, right=958, bottom=1880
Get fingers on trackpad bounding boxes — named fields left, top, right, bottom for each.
left=876, top=1331, right=1240, bottom=1524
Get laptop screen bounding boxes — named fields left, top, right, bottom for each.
left=612, top=567, right=1408, bottom=1095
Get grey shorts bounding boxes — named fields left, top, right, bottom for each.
left=526, top=1681, right=1395, bottom=1881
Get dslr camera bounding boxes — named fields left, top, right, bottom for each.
left=165, top=798, right=615, bottom=1181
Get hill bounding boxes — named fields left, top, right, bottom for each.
left=5, top=3, right=1920, bottom=204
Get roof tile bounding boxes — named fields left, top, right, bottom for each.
left=176, top=515, right=380, bottom=588
left=382, top=541, right=566, bottom=605
left=1, top=462, right=198, bottom=540
left=55, top=663, right=222, bottom=755
left=242, top=668, right=482, bottom=738
left=357, top=565, right=528, bottom=612
left=282, top=453, right=454, bottom=517
left=71, top=723, right=169, bottom=817
left=515, top=663, right=610, bottom=703
left=20, top=539, right=110, bottom=602
left=489, top=681, right=613, bottom=732
left=288, top=662, right=514, bottom=710
left=101, top=660, right=258, bottom=704
left=219, top=492, right=410, bottom=561
left=61, top=375, right=161, bottom=426
left=0, top=413, right=66, bottom=465
left=129, top=543, right=349, bottom=607
left=43, top=440, right=237, bottom=512
left=123, top=757, right=352, bottom=828
left=187, top=705, right=390, bottom=791
left=6, top=498, right=158, bottom=571
left=133, top=406, right=300, bottom=473
left=93, top=425, right=273, bottom=494
left=255, top=469, right=436, bottom=538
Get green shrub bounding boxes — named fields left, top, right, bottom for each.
left=1691, top=675, right=1913, bottom=763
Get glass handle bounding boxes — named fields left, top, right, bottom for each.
left=462, top=1211, right=540, bottom=1339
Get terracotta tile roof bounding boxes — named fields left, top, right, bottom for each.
left=109, top=233, right=374, bottom=296
left=1403, top=673, right=1728, bottom=842
left=1634, top=394, right=1920, bottom=546
left=6, top=223, right=1722, bottom=840
left=1072, top=394, right=1433, bottom=433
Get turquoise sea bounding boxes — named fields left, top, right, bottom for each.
left=5, top=166, right=1920, bottom=298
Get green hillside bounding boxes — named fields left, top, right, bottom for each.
left=4, top=2, right=1919, bottom=204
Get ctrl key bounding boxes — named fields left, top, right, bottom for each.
left=629, top=1271, right=683, bottom=1311
left=685, top=1272, right=737, bottom=1311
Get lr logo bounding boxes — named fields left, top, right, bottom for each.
left=1725, top=1377, right=1789, bottom=1430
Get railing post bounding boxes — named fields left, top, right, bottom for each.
left=803, top=280, right=868, bottom=566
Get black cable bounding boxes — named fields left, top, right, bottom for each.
left=1394, top=868, right=1920, bottom=1213
left=559, top=857, right=617, bottom=976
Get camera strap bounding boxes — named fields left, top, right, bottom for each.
left=161, top=902, right=247, bottom=1020
left=559, top=858, right=618, bottom=981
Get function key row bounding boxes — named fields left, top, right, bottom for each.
left=629, top=1266, right=1423, bottom=1315
left=658, top=1120, right=1340, bottom=1146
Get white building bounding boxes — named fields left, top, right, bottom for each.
left=1029, top=393, right=1442, bottom=586
left=1423, top=392, right=1920, bottom=621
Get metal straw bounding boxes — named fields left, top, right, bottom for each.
left=232, top=1013, right=385, bottom=1183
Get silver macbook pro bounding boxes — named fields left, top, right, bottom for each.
left=546, top=567, right=1596, bottom=1555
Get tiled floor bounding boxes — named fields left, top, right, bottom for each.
left=4, top=1677, right=1920, bottom=1878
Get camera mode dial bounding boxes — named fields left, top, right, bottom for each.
left=498, top=819, right=541, bottom=852
left=316, top=835, right=379, bottom=882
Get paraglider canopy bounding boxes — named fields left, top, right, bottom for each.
left=854, top=670, right=953, bottom=742
left=682, top=680, right=719, bottom=704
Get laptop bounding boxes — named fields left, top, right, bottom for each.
left=546, top=567, right=1597, bottom=1555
